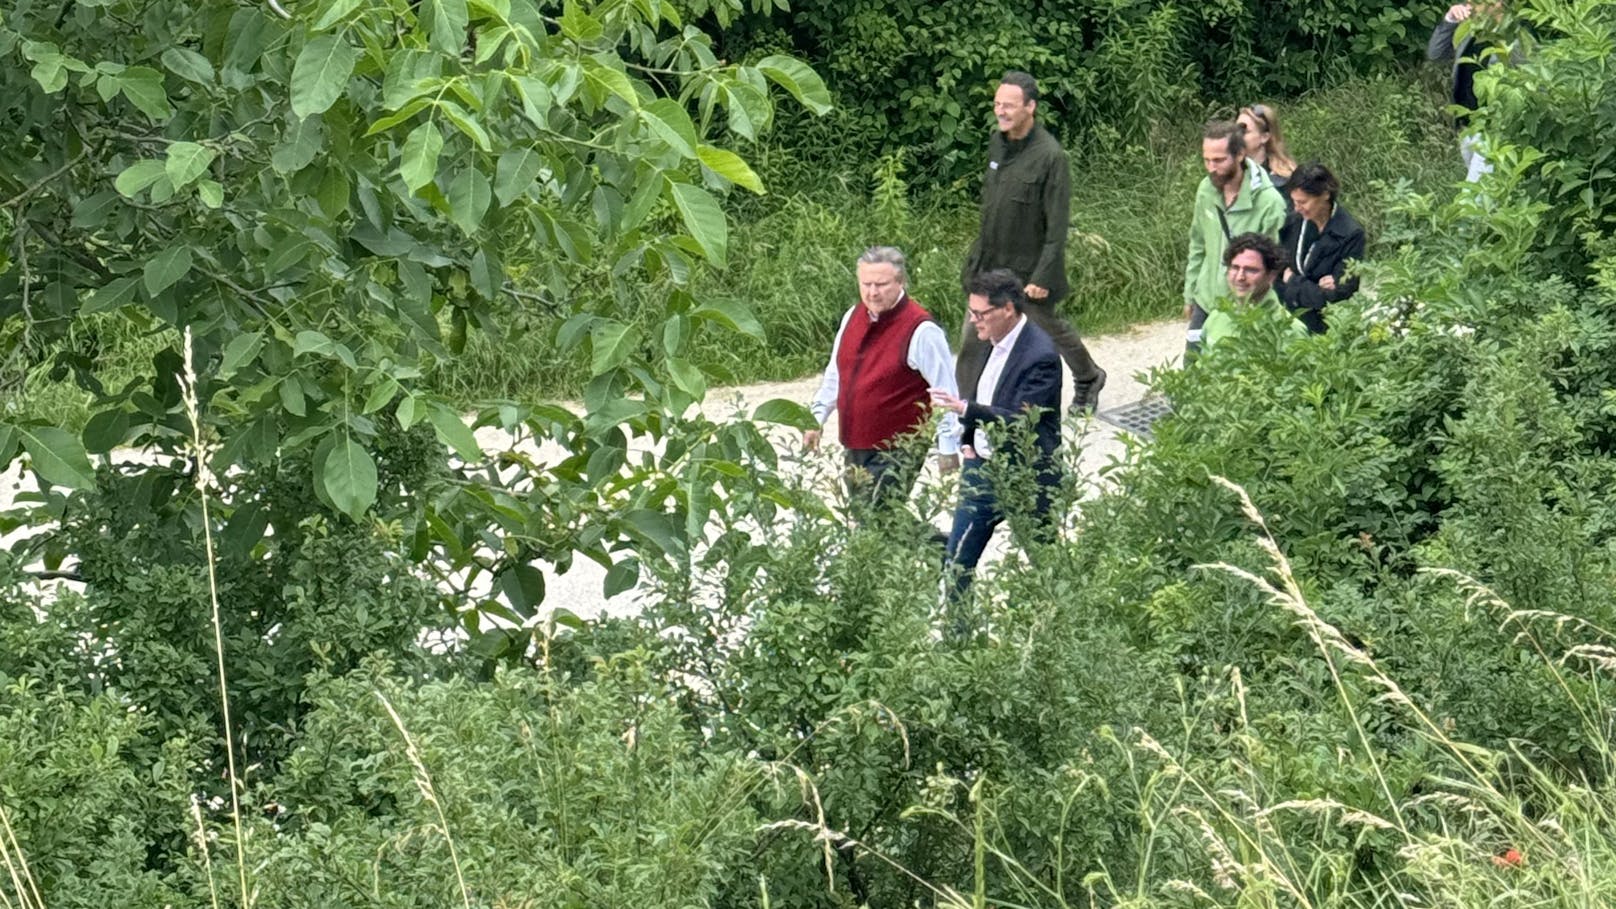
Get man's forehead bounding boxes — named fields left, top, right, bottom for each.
left=994, top=83, right=1028, bottom=104
left=857, top=262, right=899, bottom=281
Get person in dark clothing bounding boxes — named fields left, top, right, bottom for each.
left=1428, top=3, right=1514, bottom=181
left=1277, top=163, right=1365, bottom=334
left=960, top=71, right=1106, bottom=415
left=929, top=270, right=1063, bottom=605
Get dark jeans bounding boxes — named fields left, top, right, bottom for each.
left=956, top=296, right=1100, bottom=394
left=843, top=445, right=924, bottom=513
left=943, top=457, right=1057, bottom=607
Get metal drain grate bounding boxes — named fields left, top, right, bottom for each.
left=1097, top=396, right=1173, bottom=439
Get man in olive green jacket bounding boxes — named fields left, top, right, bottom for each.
left=1183, top=119, right=1287, bottom=353
left=961, top=71, right=1107, bottom=414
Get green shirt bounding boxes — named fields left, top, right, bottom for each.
left=1183, top=163, right=1287, bottom=310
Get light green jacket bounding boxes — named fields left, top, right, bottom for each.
left=1183, top=162, right=1288, bottom=309
left=1201, top=289, right=1284, bottom=349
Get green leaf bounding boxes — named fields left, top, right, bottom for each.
left=317, top=435, right=378, bottom=520
left=496, top=563, right=546, bottom=616
left=667, top=356, right=706, bottom=399
left=439, top=101, right=491, bottom=151
left=315, top=166, right=349, bottom=219
left=272, top=115, right=325, bottom=174
left=692, top=298, right=763, bottom=339
left=197, top=179, right=224, bottom=208
left=668, top=182, right=727, bottom=267
left=582, top=57, right=639, bottom=109
left=640, top=98, right=697, bottom=158
left=429, top=405, right=483, bottom=462
left=118, top=66, right=174, bottom=120
left=143, top=246, right=193, bottom=296
left=313, top=0, right=366, bottom=30
left=160, top=47, right=215, bottom=84
left=291, top=35, right=357, bottom=118
left=114, top=160, right=167, bottom=198
left=494, top=147, right=542, bottom=205
left=752, top=398, right=818, bottom=430
left=363, top=376, right=401, bottom=413
left=70, top=191, right=121, bottom=229
left=696, top=145, right=764, bottom=193
left=82, top=408, right=131, bottom=454
left=400, top=121, right=443, bottom=191
left=558, top=0, right=602, bottom=41
left=590, top=320, right=634, bottom=374
left=82, top=276, right=141, bottom=315
left=448, top=168, right=492, bottom=235
left=16, top=424, right=96, bottom=489
left=756, top=54, right=832, bottom=115
left=165, top=141, right=216, bottom=188
left=423, top=0, right=470, bottom=56
left=294, top=329, right=336, bottom=357
left=219, top=331, right=264, bottom=377
left=603, top=557, right=639, bottom=597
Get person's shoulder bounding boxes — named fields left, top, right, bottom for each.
left=1327, top=206, right=1365, bottom=237
left=1018, top=318, right=1060, bottom=359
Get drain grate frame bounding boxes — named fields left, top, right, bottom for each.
left=1097, top=396, right=1173, bottom=439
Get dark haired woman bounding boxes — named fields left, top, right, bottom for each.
left=1277, top=163, right=1366, bottom=334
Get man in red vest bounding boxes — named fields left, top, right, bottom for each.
left=805, top=246, right=961, bottom=507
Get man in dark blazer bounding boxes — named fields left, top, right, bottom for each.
left=929, top=269, right=1063, bottom=603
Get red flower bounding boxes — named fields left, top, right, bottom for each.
left=1492, top=847, right=1525, bottom=868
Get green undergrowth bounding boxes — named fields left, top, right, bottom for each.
left=9, top=73, right=1458, bottom=426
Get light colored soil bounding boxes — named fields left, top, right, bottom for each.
left=4, top=319, right=1186, bottom=617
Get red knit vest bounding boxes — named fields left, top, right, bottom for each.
left=835, top=296, right=935, bottom=449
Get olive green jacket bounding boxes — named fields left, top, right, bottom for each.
left=1183, top=162, right=1287, bottom=309
left=963, top=124, right=1071, bottom=302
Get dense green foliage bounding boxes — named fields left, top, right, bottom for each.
left=8, top=0, right=1616, bottom=907
left=712, top=0, right=1432, bottom=178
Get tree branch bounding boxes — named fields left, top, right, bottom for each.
left=1, top=148, right=88, bottom=210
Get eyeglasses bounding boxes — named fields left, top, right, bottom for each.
left=966, top=306, right=999, bottom=322
left=1245, top=104, right=1272, bottom=129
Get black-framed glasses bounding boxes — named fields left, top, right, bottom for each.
left=966, top=306, right=998, bottom=322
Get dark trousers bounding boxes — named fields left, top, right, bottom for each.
left=843, top=446, right=924, bottom=512
left=957, top=296, right=1100, bottom=394
left=943, top=457, right=1057, bottom=607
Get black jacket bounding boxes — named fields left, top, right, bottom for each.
left=963, top=124, right=1071, bottom=302
left=1277, top=205, right=1365, bottom=334
left=960, top=318, right=1063, bottom=471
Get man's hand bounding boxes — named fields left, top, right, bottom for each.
left=938, top=453, right=960, bottom=474
left=803, top=428, right=821, bottom=451
left=1446, top=3, right=1473, bottom=22
left=1282, top=268, right=1295, bottom=283
left=928, top=387, right=967, bottom=415
left=1024, top=283, right=1049, bottom=300
left=1319, top=275, right=1337, bottom=291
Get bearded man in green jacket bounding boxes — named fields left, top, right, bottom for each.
left=960, top=71, right=1107, bottom=415
left=1182, top=119, right=1287, bottom=354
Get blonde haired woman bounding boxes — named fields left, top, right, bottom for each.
left=1237, top=103, right=1297, bottom=198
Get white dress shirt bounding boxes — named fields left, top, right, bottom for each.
left=968, top=314, right=1028, bottom=460
left=809, top=303, right=962, bottom=455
